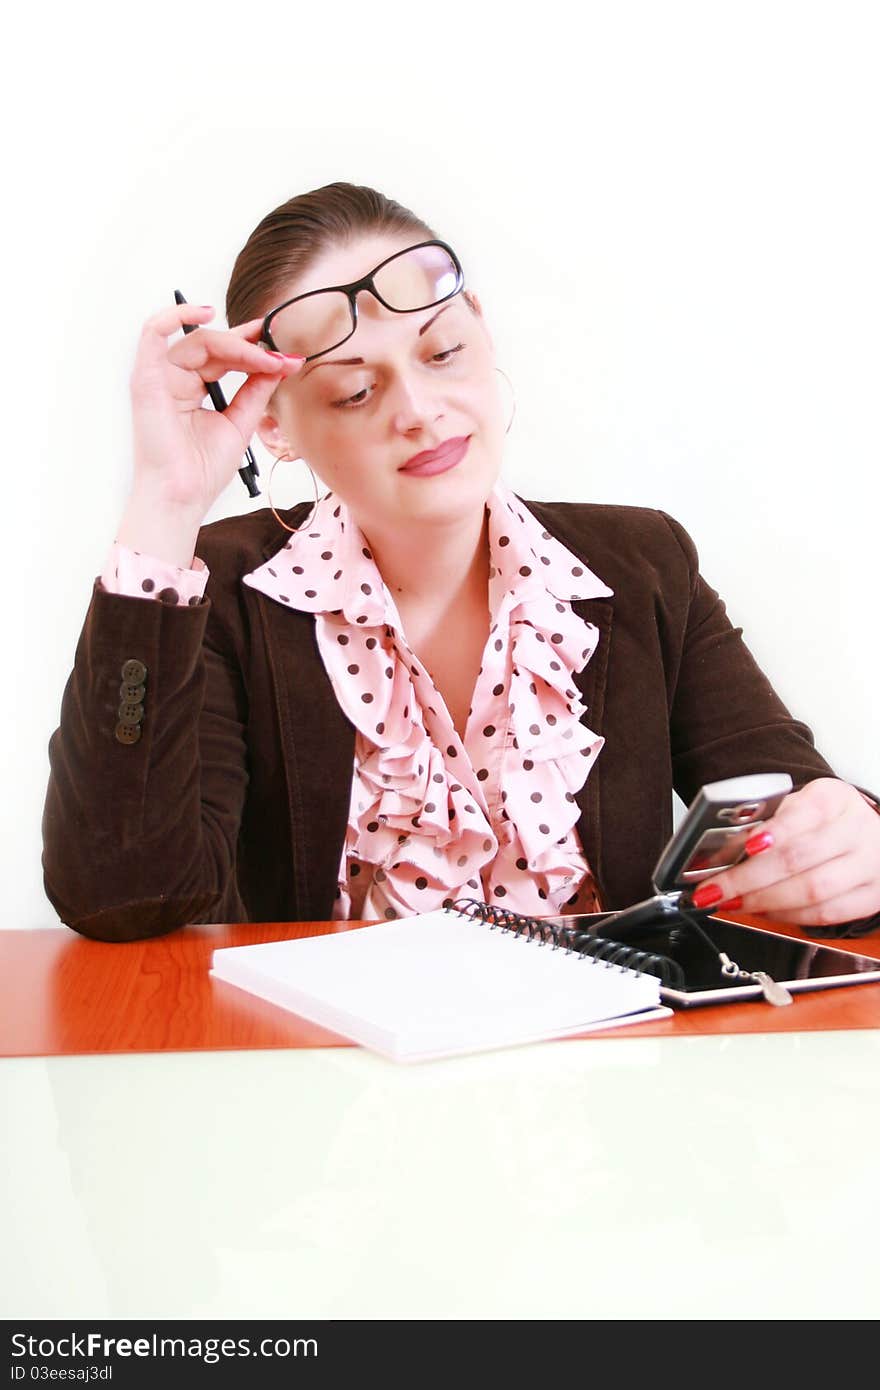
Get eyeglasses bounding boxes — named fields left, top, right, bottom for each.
left=260, top=239, right=465, bottom=364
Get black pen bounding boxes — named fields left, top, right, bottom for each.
left=174, top=290, right=261, bottom=498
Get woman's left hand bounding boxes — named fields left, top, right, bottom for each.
left=691, top=778, right=880, bottom=927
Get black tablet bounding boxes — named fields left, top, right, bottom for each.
left=556, top=911, right=880, bottom=1008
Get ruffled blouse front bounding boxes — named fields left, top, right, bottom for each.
left=242, top=478, right=614, bottom=922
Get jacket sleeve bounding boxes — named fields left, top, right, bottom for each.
left=41, top=576, right=249, bottom=942
left=661, top=511, right=880, bottom=936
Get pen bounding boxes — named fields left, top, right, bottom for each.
left=173, top=290, right=261, bottom=498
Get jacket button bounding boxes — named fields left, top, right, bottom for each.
left=118, top=701, right=145, bottom=725
left=121, top=659, right=147, bottom=685
left=119, top=682, right=146, bottom=702
left=114, top=722, right=142, bottom=745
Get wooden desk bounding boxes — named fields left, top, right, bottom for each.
left=5, top=914, right=880, bottom=1321
left=3, top=911, right=879, bottom=1058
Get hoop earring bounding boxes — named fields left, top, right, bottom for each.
left=494, top=366, right=516, bottom=435
left=268, top=454, right=322, bottom=535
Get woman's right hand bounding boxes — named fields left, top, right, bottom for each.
left=128, top=301, right=305, bottom=520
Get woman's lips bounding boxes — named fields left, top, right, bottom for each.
left=399, top=435, right=471, bottom=477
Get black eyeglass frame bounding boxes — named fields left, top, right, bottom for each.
left=259, top=239, right=466, bottom=364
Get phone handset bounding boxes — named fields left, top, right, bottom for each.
left=600, top=773, right=795, bottom=1003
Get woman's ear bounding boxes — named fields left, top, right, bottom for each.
left=464, top=290, right=493, bottom=354
left=255, top=407, right=296, bottom=463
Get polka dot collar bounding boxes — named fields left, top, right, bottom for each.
left=242, top=478, right=613, bottom=620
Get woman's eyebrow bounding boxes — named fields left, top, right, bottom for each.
left=300, top=303, right=456, bottom=377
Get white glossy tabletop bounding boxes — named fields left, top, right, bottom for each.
left=3, top=1031, right=879, bottom=1320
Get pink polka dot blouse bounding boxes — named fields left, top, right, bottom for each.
left=100, top=478, right=615, bottom=922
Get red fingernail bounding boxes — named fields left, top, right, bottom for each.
left=745, top=831, right=774, bottom=856
left=720, top=895, right=743, bottom=911
left=692, top=882, right=724, bottom=909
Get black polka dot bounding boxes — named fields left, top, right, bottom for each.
left=476, top=769, right=489, bottom=781
left=415, top=876, right=428, bottom=890
left=516, top=857, right=528, bottom=871
left=334, top=570, right=343, bottom=580
left=366, top=638, right=377, bottom=649
left=268, top=567, right=277, bottom=577
left=550, top=660, right=561, bottom=671
left=538, top=888, right=547, bottom=900
left=279, top=594, right=290, bottom=602
left=529, top=682, right=537, bottom=695
left=482, top=725, right=495, bottom=737
left=356, top=615, right=368, bottom=624
left=361, top=583, right=372, bottom=595
left=447, top=745, right=457, bottom=757
left=188, top=595, right=200, bottom=606
left=384, top=907, right=397, bottom=920
left=424, top=802, right=436, bottom=813
left=464, top=804, right=476, bottom=814
left=565, top=792, right=576, bottom=803
left=350, top=863, right=361, bottom=876
left=482, top=839, right=493, bottom=852
left=385, top=667, right=393, bottom=678
left=535, top=633, right=545, bottom=643
left=337, top=634, right=349, bottom=645
left=412, top=815, right=421, bottom=827
left=376, top=722, right=385, bottom=734
left=157, top=587, right=179, bottom=604
left=523, top=758, right=534, bottom=770
left=541, top=556, right=550, bottom=565
left=304, top=589, right=317, bottom=598
left=529, top=723, right=541, bottom=735
left=292, top=565, right=304, bottom=575
left=572, top=566, right=583, bottom=576
left=433, top=773, right=444, bottom=784
left=493, top=683, right=504, bottom=696
left=361, top=692, right=374, bottom=703
left=498, top=535, right=510, bottom=546
left=551, top=633, right=563, bottom=644
left=366, top=821, right=379, bottom=833
left=141, top=578, right=155, bottom=593
left=347, top=663, right=360, bottom=674
left=321, top=551, right=332, bottom=560
left=530, top=792, right=542, bottom=803
left=362, top=547, right=373, bottom=559
left=519, top=565, right=531, bottom=576
left=467, top=879, right=479, bottom=889
left=333, top=505, right=341, bottom=517
left=493, top=885, right=507, bottom=898
left=555, top=602, right=566, bottom=613
left=538, top=823, right=550, bottom=834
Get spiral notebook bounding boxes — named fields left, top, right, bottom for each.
left=210, top=901, right=672, bottom=1063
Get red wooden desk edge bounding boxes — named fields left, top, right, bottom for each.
left=2, top=912, right=880, bottom=1059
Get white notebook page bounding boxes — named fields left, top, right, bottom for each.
left=210, top=909, right=670, bottom=1062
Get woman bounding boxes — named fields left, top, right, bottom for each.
left=41, top=182, right=880, bottom=942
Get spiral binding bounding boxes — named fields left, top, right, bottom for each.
left=445, top=898, right=686, bottom=988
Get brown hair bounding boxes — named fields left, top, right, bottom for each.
left=226, top=180, right=463, bottom=330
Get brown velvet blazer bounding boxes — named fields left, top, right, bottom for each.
left=41, top=497, right=879, bottom=941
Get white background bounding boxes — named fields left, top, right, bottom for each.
left=5, top=0, right=877, bottom=929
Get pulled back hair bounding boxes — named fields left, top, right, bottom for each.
left=226, top=181, right=460, bottom=330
